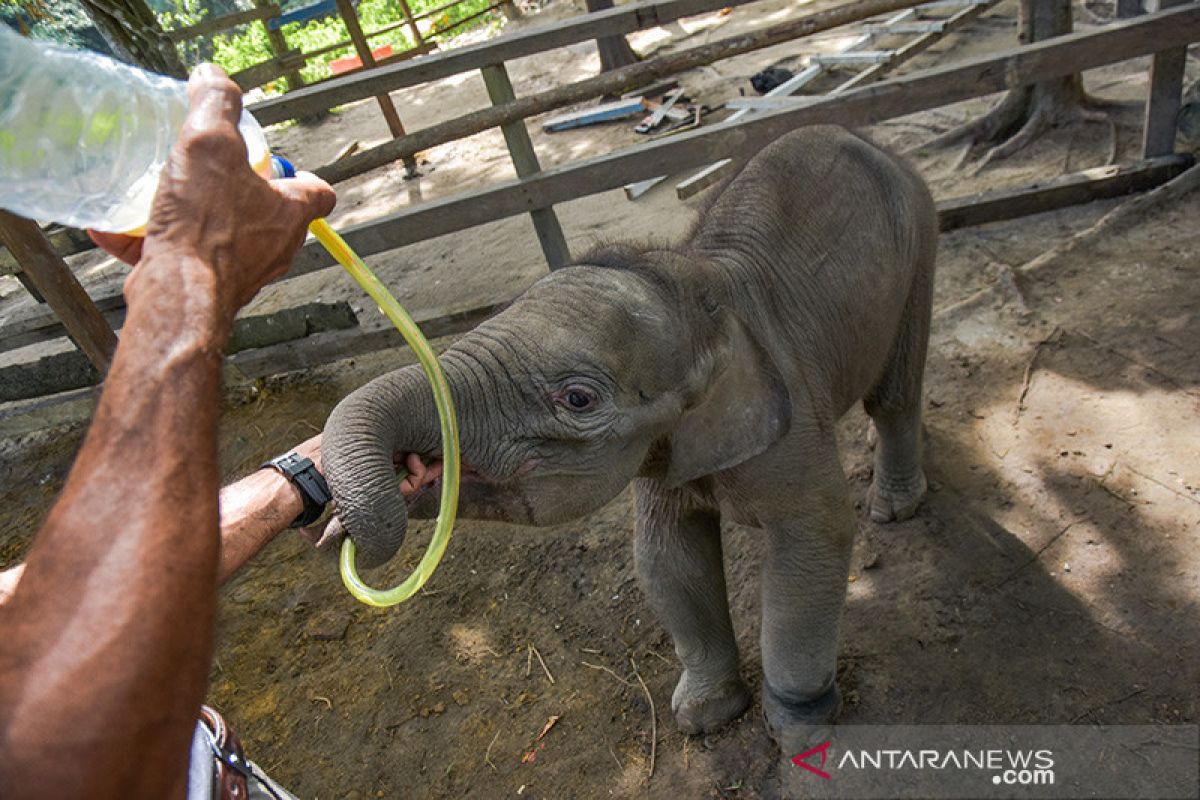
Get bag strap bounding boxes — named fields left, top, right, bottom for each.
left=199, top=705, right=251, bottom=800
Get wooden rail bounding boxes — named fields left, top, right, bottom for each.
left=280, top=4, right=1200, bottom=275
left=312, top=0, right=935, bottom=183
left=164, top=4, right=281, bottom=42
left=248, top=0, right=766, bottom=124
left=4, top=4, right=1197, bottom=382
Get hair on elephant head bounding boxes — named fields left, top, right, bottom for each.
left=321, top=247, right=791, bottom=569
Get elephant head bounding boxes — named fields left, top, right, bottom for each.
left=321, top=250, right=791, bottom=569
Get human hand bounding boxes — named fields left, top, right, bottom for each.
left=91, top=65, right=335, bottom=334
left=299, top=453, right=440, bottom=550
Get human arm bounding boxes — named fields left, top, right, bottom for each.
left=0, top=66, right=334, bottom=798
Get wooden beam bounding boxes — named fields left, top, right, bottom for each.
left=1141, top=0, right=1188, bottom=157
left=335, top=0, right=418, bottom=175
left=674, top=0, right=996, bottom=201
left=481, top=62, right=571, bottom=269
left=283, top=4, right=1200, bottom=273
left=164, top=4, right=279, bottom=42
left=229, top=156, right=1192, bottom=378
left=249, top=0, right=768, bottom=125
left=936, top=154, right=1194, bottom=231
left=227, top=301, right=508, bottom=379
left=0, top=212, right=117, bottom=373
left=314, top=0, right=934, bottom=183
left=395, top=0, right=426, bottom=48
left=230, top=49, right=308, bottom=91
left=255, top=0, right=305, bottom=91
left=6, top=154, right=1191, bottom=378
left=0, top=226, right=95, bottom=276
left=7, top=8, right=1198, bottom=356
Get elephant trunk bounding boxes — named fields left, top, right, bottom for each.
left=322, top=365, right=443, bottom=569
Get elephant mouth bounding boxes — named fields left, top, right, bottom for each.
left=393, top=451, right=540, bottom=510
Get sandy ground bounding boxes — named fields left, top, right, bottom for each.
left=1, top=0, right=1198, bottom=797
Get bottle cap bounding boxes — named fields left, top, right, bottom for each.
left=270, top=155, right=297, bottom=179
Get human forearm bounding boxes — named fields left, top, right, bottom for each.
left=217, top=435, right=323, bottom=583
left=0, top=259, right=225, bottom=797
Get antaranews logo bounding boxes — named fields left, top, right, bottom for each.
left=791, top=741, right=833, bottom=780
left=791, top=741, right=1056, bottom=787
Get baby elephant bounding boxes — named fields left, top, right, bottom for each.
left=321, top=125, right=937, bottom=758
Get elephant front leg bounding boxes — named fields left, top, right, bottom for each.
left=633, top=479, right=750, bottom=735
left=759, top=475, right=856, bottom=743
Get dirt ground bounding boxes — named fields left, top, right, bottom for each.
left=1, top=0, right=1198, bottom=797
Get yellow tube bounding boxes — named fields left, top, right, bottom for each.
left=308, top=218, right=460, bottom=608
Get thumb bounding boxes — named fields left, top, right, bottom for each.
left=273, top=170, right=336, bottom=222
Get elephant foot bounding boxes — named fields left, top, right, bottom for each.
left=763, top=684, right=841, bottom=800
left=867, top=469, right=926, bottom=523
left=671, top=670, right=751, bottom=734
left=762, top=682, right=842, bottom=742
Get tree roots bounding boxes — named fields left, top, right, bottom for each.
left=919, top=78, right=1119, bottom=173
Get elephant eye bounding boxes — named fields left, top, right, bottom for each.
left=558, top=386, right=596, bottom=411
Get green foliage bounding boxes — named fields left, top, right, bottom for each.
left=172, top=0, right=501, bottom=91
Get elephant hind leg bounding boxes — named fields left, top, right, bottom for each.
left=863, top=258, right=933, bottom=523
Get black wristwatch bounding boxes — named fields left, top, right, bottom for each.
left=262, top=453, right=332, bottom=528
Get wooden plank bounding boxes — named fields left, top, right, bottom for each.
left=283, top=3, right=1200, bottom=274
left=1116, top=0, right=1142, bottom=18
left=335, top=0, right=419, bottom=175
left=230, top=49, right=308, bottom=91
left=1141, top=0, right=1188, bottom=157
left=395, top=0, right=426, bottom=48
left=0, top=225, right=95, bottom=276
left=227, top=157, right=1191, bottom=380
left=936, top=154, right=1193, bottom=231
left=862, top=20, right=945, bottom=32
left=427, top=0, right=507, bottom=38
left=680, top=0, right=996, bottom=199
left=7, top=7, right=1198, bottom=353
left=314, top=0, right=935, bottom=183
left=811, top=50, right=896, bottom=64
left=165, top=4, right=280, bottom=42
left=543, top=98, right=649, bottom=131
left=256, top=0, right=305, bottom=91
left=227, top=301, right=508, bottom=379
left=832, top=0, right=995, bottom=92
left=0, top=212, right=117, bottom=373
left=481, top=63, right=572, bottom=269
left=249, top=0, right=774, bottom=125
left=4, top=155, right=1190, bottom=367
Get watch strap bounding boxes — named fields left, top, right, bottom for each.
left=262, top=453, right=331, bottom=528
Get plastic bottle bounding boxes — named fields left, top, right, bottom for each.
left=0, top=25, right=272, bottom=234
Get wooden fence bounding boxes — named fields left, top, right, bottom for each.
left=1, top=1, right=1197, bottom=397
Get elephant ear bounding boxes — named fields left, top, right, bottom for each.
left=664, top=308, right=792, bottom=488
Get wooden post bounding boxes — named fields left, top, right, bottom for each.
left=395, top=0, right=427, bottom=48
left=335, top=0, right=420, bottom=177
left=1115, top=0, right=1140, bottom=18
left=0, top=212, right=118, bottom=373
left=500, top=0, right=523, bottom=20
left=254, top=0, right=306, bottom=92
left=480, top=63, right=571, bottom=269
left=1142, top=0, right=1187, bottom=157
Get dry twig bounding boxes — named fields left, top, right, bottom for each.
left=1014, top=327, right=1062, bottom=425
left=629, top=658, right=657, bottom=781
left=531, top=644, right=555, bottom=685
left=581, top=660, right=634, bottom=686
left=484, top=730, right=501, bottom=771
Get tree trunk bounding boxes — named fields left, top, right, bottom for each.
left=584, top=0, right=640, bottom=72
left=80, top=0, right=188, bottom=78
left=927, top=0, right=1112, bottom=167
